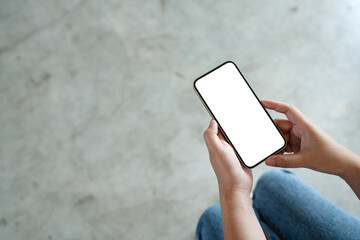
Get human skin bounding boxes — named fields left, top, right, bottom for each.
left=203, top=119, right=266, bottom=240
left=261, top=100, right=360, bottom=199
left=203, top=100, right=360, bottom=239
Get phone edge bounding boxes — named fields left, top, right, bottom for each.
left=193, top=61, right=286, bottom=169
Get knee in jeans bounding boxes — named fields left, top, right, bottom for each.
left=197, top=204, right=223, bottom=240
left=260, top=169, right=294, bottom=183
left=196, top=204, right=222, bottom=238
left=255, top=169, right=295, bottom=195
left=201, top=204, right=221, bottom=222
left=198, top=204, right=221, bottom=229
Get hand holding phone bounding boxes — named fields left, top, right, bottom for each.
left=194, top=61, right=285, bottom=168
left=203, top=119, right=253, bottom=195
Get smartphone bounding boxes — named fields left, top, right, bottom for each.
left=193, top=61, right=286, bottom=168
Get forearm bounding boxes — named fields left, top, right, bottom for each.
left=219, top=189, right=266, bottom=240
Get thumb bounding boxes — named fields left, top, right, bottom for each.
left=203, top=119, right=222, bottom=151
left=265, top=153, right=304, bottom=168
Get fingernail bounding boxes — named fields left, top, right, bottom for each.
left=209, top=119, right=215, bottom=127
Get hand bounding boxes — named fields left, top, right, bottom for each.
left=203, top=119, right=253, bottom=197
left=262, top=99, right=359, bottom=178
left=203, top=120, right=267, bottom=240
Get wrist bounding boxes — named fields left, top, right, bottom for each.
left=337, top=149, right=360, bottom=180
left=338, top=152, right=360, bottom=199
left=219, top=186, right=252, bottom=207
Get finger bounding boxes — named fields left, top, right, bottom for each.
left=284, top=143, right=293, bottom=153
left=273, top=119, right=293, bottom=152
left=282, top=132, right=289, bottom=144
left=265, top=153, right=304, bottom=168
left=217, top=127, right=227, bottom=142
left=282, top=133, right=293, bottom=153
left=203, top=119, right=222, bottom=151
left=277, top=145, right=292, bottom=154
left=261, top=100, right=305, bottom=125
left=290, top=131, right=301, bottom=153
left=274, top=119, right=292, bottom=132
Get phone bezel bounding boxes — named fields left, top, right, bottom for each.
left=193, top=61, right=286, bottom=168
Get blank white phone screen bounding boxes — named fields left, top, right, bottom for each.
left=195, top=62, right=285, bottom=167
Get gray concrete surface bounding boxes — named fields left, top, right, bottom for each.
left=1, top=0, right=360, bottom=239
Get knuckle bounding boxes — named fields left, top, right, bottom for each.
left=283, top=156, right=289, bottom=168
left=203, top=130, right=208, bottom=139
left=287, top=104, right=295, bottom=113
left=278, top=155, right=289, bottom=168
left=203, top=129, right=211, bottom=139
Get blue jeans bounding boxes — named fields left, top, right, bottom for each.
left=196, top=169, right=360, bottom=240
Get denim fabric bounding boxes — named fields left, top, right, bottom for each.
left=196, top=169, right=360, bottom=240
left=196, top=204, right=224, bottom=240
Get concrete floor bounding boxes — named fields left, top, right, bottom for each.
left=1, top=0, right=360, bottom=239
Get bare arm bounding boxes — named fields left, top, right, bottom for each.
left=219, top=191, right=266, bottom=240
left=203, top=120, right=266, bottom=240
left=337, top=149, right=360, bottom=199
